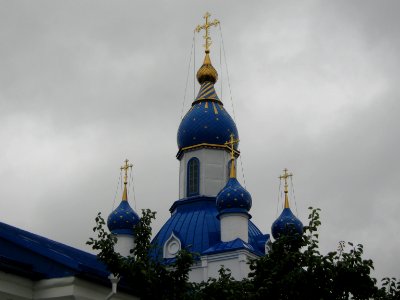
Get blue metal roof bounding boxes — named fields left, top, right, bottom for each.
left=177, top=82, right=238, bottom=150
left=0, top=221, right=108, bottom=280
left=0, top=221, right=137, bottom=295
left=202, top=238, right=263, bottom=256
left=151, top=196, right=266, bottom=258
left=271, top=208, right=303, bottom=239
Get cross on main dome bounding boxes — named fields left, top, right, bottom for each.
left=195, top=12, right=220, bottom=53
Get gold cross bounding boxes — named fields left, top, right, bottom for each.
left=225, top=133, right=239, bottom=160
left=279, top=168, right=293, bottom=208
left=279, top=168, right=292, bottom=191
left=121, top=159, right=133, bottom=185
left=225, top=133, right=239, bottom=178
left=195, top=12, right=220, bottom=52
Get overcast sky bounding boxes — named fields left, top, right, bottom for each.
left=0, top=0, right=399, bottom=280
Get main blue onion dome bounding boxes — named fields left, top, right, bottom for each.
left=216, top=177, right=252, bottom=215
left=271, top=208, right=303, bottom=239
left=177, top=52, right=238, bottom=151
left=177, top=100, right=238, bottom=150
left=107, top=180, right=140, bottom=235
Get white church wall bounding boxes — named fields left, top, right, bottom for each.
left=188, top=250, right=258, bottom=283
left=114, top=234, right=135, bottom=257
left=179, top=148, right=231, bottom=198
left=187, top=261, right=204, bottom=283
left=0, top=270, right=33, bottom=299
left=34, top=277, right=74, bottom=299
left=0, top=271, right=139, bottom=300
left=34, top=277, right=138, bottom=300
left=220, top=214, right=249, bottom=243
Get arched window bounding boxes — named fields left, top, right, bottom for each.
left=187, top=157, right=200, bottom=196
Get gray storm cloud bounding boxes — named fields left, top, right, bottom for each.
left=0, top=0, right=399, bottom=280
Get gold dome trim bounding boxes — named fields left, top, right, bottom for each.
left=176, top=143, right=240, bottom=160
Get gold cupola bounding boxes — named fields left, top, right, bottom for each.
left=197, top=51, right=218, bottom=84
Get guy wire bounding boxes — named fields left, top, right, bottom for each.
left=180, top=31, right=195, bottom=120
left=128, top=168, right=137, bottom=210
left=290, top=176, right=299, bottom=216
left=112, top=170, right=122, bottom=211
left=219, top=35, right=223, bottom=101
left=276, top=178, right=282, bottom=217
left=219, top=23, right=247, bottom=188
left=193, top=30, right=196, bottom=100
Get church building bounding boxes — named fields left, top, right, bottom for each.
left=0, top=13, right=303, bottom=299
left=108, top=12, right=303, bottom=284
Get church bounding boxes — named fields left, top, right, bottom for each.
left=0, top=13, right=303, bottom=299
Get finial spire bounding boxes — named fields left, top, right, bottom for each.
left=195, top=12, right=220, bottom=53
left=225, top=133, right=239, bottom=178
left=279, top=168, right=293, bottom=208
left=120, top=159, right=133, bottom=201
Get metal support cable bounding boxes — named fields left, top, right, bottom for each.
left=218, top=24, right=237, bottom=126
left=180, top=31, right=196, bottom=120
left=193, top=31, right=196, bottom=100
left=128, top=168, right=137, bottom=210
left=112, top=171, right=122, bottom=211
left=132, top=177, right=137, bottom=210
left=239, top=158, right=247, bottom=188
left=290, top=177, right=299, bottom=216
left=219, top=37, right=223, bottom=101
left=276, top=179, right=282, bottom=217
left=219, top=23, right=247, bottom=188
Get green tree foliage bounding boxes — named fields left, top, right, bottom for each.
left=249, top=208, right=379, bottom=299
left=376, top=277, right=400, bottom=300
left=88, top=208, right=399, bottom=300
left=87, top=209, right=194, bottom=300
left=192, top=267, right=253, bottom=300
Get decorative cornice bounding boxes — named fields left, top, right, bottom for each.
left=176, top=143, right=240, bottom=159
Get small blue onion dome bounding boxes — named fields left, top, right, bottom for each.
left=107, top=200, right=140, bottom=235
left=271, top=208, right=303, bottom=239
left=216, top=177, right=252, bottom=215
